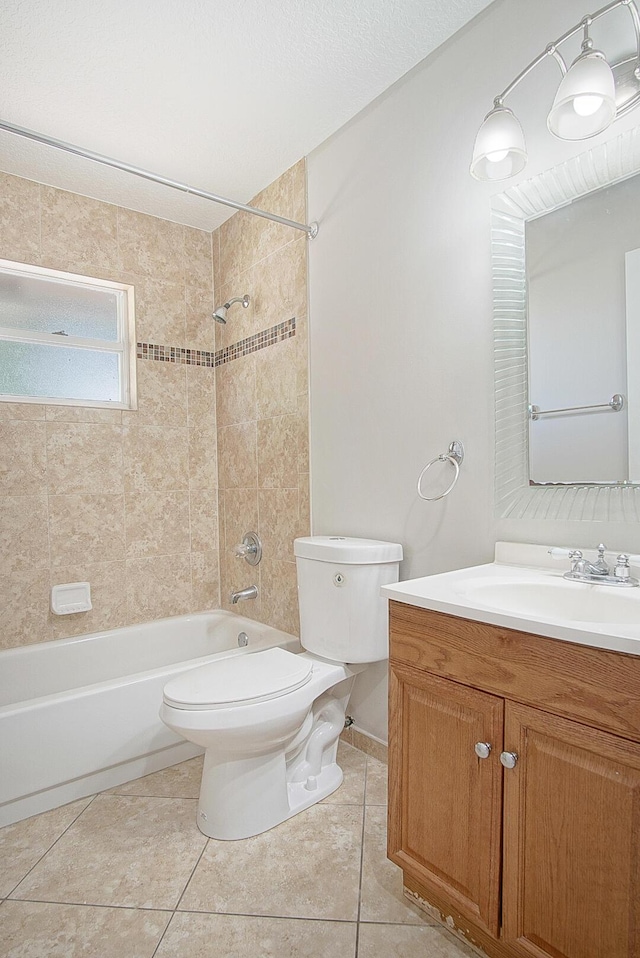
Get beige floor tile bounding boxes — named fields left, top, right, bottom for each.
left=106, top=757, right=204, bottom=799
left=10, top=796, right=207, bottom=909
left=0, top=798, right=93, bottom=898
left=0, top=900, right=169, bottom=958
left=156, top=912, right=357, bottom=958
left=359, top=807, right=432, bottom=925
left=179, top=804, right=363, bottom=920
left=321, top=742, right=366, bottom=806
left=365, top=758, right=388, bottom=806
left=357, top=922, right=480, bottom=958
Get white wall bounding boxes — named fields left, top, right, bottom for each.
left=307, top=0, right=640, bottom=741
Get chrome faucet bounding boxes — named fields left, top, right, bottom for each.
left=230, top=585, right=258, bottom=604
left=563, top=544, right=639, bottom=587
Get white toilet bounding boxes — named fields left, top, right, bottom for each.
left=160, top=535, right=402, bottom=840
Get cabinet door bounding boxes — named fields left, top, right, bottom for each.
left=502, top=702, right=640, bottom=958
left=388, top=663, right=504, bottom=935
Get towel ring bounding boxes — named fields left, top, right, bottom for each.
left=417, top=441, right=464, bottom=502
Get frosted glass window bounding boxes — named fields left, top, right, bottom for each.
left=0, top=259, right=136, bottom=409
left=0, top=342, right=120, bottom=402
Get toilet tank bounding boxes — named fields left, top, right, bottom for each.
left=294, top=536, right=403, bottom=664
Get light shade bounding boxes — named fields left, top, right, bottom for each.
left=470, top=107, right=527, bottom=181
left=547, top=53, right=616, bottom=139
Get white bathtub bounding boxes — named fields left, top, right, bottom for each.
left=0, top=610, right=300, bottom=827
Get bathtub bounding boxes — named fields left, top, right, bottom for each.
left=0, top=610, right=300, bottom=827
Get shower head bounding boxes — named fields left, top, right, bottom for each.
left=212, top=294, right=250, bottom=324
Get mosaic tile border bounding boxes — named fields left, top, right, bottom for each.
left=137, top=316, right=296, bottom=369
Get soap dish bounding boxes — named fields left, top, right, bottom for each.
left=51, top=582, right=92, bottom=615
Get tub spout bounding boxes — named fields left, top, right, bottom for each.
left=230, top=585, right=258, bottom=604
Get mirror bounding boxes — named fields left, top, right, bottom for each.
left=493, top=127, right=640, bottom=522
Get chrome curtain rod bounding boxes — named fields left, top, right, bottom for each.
left=0, top=118, right=319, bottom=238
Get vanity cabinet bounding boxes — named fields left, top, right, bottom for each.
left=388, top=600, right=640, bottom=958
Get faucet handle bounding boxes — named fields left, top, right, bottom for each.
left=568, top=549, right=583, bottom=560
left=594, top=544, right=610, bottom=573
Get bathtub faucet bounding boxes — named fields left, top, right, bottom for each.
left=230, top=585, right=258, bottom=604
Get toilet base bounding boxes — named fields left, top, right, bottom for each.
left=196, top=758, right=343, bottom=841
left=195, top=684, right=354, bottom=840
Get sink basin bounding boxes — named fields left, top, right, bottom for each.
left=381, top=542, right=640, bottom=656
left=457, top=579, right=640, bottom=625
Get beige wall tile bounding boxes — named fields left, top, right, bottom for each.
left=0, top=172, right=40, bottom=261
left=134, top=278, right=186, bottom=346
left=189, top=490, right=218, bottom=553
left=48, top=494, right=125, bottom=566
left=216, top=354, right=256, bottom=426
left=257, top=415, right=298, bottom=489
left=184, top=227, right=213, bottom=288
left=126, top=554, right=192, bottom=622
left=185, top=286, right=215, bottom=350
left=0, top=495, right=49, bottom=574
left=49, top=560, right=128, bottom=639
left=123, top=425, right=189, bottom=493
left=186, top=365, right=216, bottom=427
left=258, top=489, right=299, bottom=561
left=0, top=420, right=47, bottom=495
left=221, top=488, right=259, bottom=555
left=191, top=550, right=220, bottom=611
left=255, top=337, right=297, bottom=420
left=45, top=405, right=122, bottom=424
left=188, top=427, right=218, bottom=490
left=125, top=491, right=190, bottom=558
left=118, top=208, right=184, bottom=285
left=0, top=173, right=219, bottom=649
left=40, top=187, right=118, bottom=273
left=218, top=422, right=257, bottom=489
left=124, top=360, right=187, bottom=428
left=260, top=558, right=299, bottom=636
left=212, top=228, right=221, bottom=293
left=0, top=401, right=45, bottom=420
left=250, top=237, right=307, bottom=336
left=46, top=422, right=124, bottom=495
left=0, top=567, right=51, bottom=649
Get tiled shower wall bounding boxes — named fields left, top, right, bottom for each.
left=0, top=160, right=310, bottom=649
left=214, top=160, right=310, bottom=636
left=0, top=173, right=220, bottom=648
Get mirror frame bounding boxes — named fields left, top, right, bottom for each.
left=493, top=126, right=640, bottom=523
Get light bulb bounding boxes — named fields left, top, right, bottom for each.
left=573, top=94, right=604, bottom=116
left=486, top=149, right=509, bottom=163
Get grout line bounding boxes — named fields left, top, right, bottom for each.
left=6, top=897, right=174, bottom=914
left=5, top=793, right=99, bottom=900
left=354, top=759, right=369, bottom=958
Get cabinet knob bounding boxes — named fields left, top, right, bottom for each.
left=474, top=742, right=492, bottom=759
left=500, top=751, right=518, bottom=769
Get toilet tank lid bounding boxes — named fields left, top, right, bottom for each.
left=294, top=536, right=403, bottom=564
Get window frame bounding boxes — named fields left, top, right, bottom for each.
left=0, top=258, right=137, bottom=410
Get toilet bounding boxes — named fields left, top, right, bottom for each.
left=160, top=535, right=402, bottom=840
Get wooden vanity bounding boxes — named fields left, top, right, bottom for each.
left=387, top=599, right=640, bottom=958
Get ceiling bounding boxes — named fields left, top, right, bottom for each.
left=0, top=0, right=493, bottom=231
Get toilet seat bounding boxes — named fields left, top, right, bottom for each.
left=163, top=647, right=313, bottom=710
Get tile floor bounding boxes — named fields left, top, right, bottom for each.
left=0, top=743, right=477, bottom=957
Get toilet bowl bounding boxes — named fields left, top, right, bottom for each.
left=161, top=536, right=402, bottom=840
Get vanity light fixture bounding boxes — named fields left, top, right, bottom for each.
left=471, top=0, right=640, bottom=180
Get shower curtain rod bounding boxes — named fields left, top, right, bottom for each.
left=0, top=118, right=319, bottom=238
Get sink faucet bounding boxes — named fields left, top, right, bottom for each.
left=563, top=544, right=639, bottom=587
left=230, top=584, right=258, bottom=604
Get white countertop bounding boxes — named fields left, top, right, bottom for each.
left=382, top=542, right=640, bottom=657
